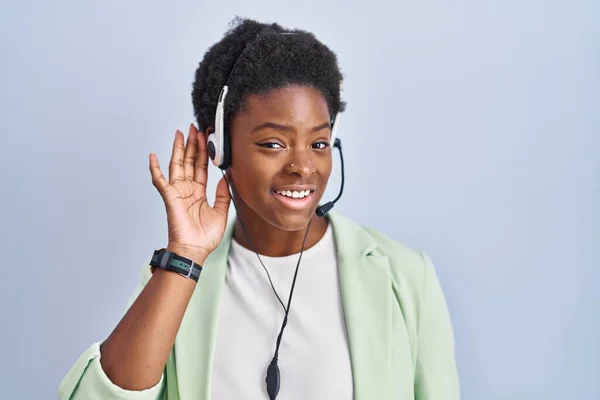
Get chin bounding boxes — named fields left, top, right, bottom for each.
left=267, top=209, right=316, bottom=232
left=259, top=204, right=316, bottom=232
left=263, top=190, right=325, bottom=231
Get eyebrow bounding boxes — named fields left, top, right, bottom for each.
left=251, top=121, right=331, bottom=135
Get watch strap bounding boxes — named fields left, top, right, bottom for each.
left=150, top=248, right=202, bottom=282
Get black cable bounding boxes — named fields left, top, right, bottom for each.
left=265, top=217, right=312, bottom=400
left=221, top=171, right=287, bottom=312
left=220, top=170, right=313, bottom=399
left=273, top=217, right=311, bottom=358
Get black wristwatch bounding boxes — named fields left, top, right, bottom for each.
left=149, top=248, right=203, bottom=282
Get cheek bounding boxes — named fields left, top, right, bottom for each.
left=319, top=156, right=333, bottom=183
left=230, top=156, right=274, bottom=200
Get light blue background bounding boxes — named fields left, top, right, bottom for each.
left=0, top=0, right=598, bottom=399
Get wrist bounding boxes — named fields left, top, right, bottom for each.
left=166, top=245, right=209, bottom=266
left=150, top=247, right=205, bottom=282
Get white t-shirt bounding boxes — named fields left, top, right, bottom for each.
left=211, top=223, right=354, bottom=399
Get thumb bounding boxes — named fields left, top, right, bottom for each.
left=213, top=175, right=231, bottom=216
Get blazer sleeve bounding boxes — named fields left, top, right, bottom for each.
left=58, top=264, right=165, bottom=400
left=57, top=342, right=165, bottom=400
left=413, top=253, right=461, bottom=399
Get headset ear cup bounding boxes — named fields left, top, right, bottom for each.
left=220, top=129, right=231, bottom=170
left=207, top=135, right=216, bottom=161
left=206, top=133, right=220, bottom=167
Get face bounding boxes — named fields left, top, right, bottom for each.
left=227, top=85, right=333, bottom=231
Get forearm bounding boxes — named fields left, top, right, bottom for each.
left=100, top=250, right=206, bottom=391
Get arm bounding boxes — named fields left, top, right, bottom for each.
left=98, top=125, right=230, bottom=391
left=59, top=125, right=231, bottom=399
left=413, top=253, right=461, bottom=399
left=58, top=249, right=204, bottom=400
left=99, top=248, right=206, bottom=390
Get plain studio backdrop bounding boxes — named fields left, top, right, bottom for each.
left=0, top=0, right=598, bottom=399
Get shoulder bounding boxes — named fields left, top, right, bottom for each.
left=330, top=212, right=443, bottom=356
left=330, top=211, right=430, bottom=285
left=330, top=212, right=437, bottom=330
left=360, top=223, right=432, bottom=302
left=363, top=224, right=427, bottom=267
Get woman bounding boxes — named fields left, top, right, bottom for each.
left=59, top=18, right=459, bottom=400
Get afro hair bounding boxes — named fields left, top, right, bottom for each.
left=192, top=17, right=346, bottom=133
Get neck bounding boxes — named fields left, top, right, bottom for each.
left=233, top=213, right=329, bottom=257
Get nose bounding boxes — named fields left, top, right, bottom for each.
left=284, top=149, right=316, bottom=178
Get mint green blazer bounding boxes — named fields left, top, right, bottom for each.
left=59, top=212, right=460, bottom=399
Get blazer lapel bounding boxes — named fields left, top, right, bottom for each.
left=330, top=212, right=394, bottom=399
left=172, top=222, right=234, bottom=400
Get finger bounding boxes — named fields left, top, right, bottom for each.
left=149, top=153, right=169, bottom=196
left=194, top=129, right=209, bottom=185
left=213, top=175, right=231, bottom=216
left=183, top=124, right=198, bottom=181
left=169, top=130, right=185, bottom=183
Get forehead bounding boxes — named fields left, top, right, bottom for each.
left=239, top=85, right=330, bottom=123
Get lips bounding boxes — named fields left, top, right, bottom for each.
left=273, top=191, right=314, bottom=210
left=271, top=186, right=316, bottom=210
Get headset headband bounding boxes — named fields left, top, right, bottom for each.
left=206, top=32, right=343, bottom=170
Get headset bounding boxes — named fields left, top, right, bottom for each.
left=206, top=78, right=342, bottom=171
left=205, top=31, right=345, bottom=399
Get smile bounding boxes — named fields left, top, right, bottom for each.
left=272, top=189, right=315, bottom=210
left=275, top=189, right=312, bottom=199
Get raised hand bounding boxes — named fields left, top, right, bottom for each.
left=149, top=124, right=231, bottom=263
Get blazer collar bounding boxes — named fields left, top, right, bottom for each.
left=172, top=212, right=393, bottom=399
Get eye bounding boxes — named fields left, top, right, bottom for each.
left=257, top=142, right=284, bottom=149
left=312, top=141, right=330, bottom=150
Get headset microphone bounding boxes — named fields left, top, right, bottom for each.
left=315, top=138, right=345, bottom=217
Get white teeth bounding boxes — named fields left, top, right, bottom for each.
left=276, top=189, right=312, bottom=199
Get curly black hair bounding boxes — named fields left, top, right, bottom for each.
left=192, top=17, right=346, bottom=133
